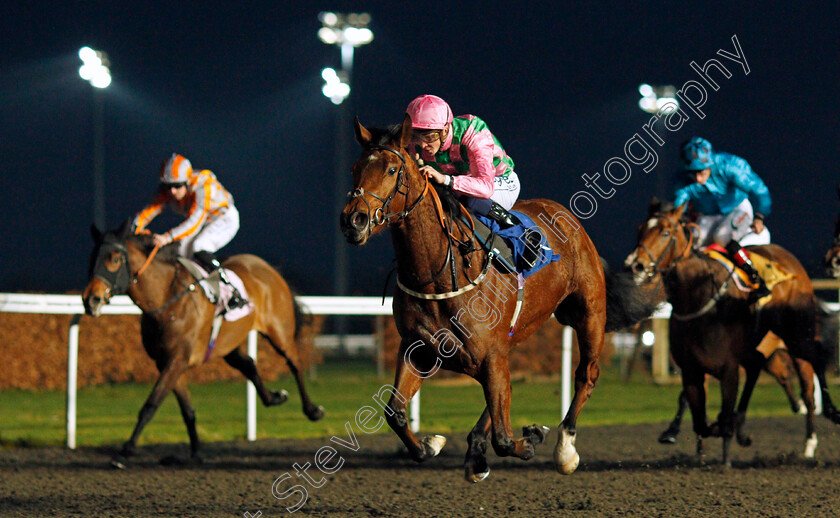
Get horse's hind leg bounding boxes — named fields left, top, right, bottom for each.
left=792, top=357, right=818, bottom=457
left=658, top=391, right=689, bottom=444
left=553, top=300, right=605, bottom=475
left=118, top=357, right=188, bottom=460
left=261, top=329, right=324, bottom=421
left=223, top=348, right=289, bottom=407
left=172, top=378, right=202, bottom=461
left=481, top=354, right=550, bottom=464
left=734, top=350, right=764, bottom=447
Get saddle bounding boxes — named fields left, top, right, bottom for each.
left=176, top=257, right=253, bottom=317
left=434, top=187, right=560, bottom=277
left=702, top=247, right=795, bottom=305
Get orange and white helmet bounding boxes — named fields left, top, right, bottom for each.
left=159, top=153, right=193, bottom=185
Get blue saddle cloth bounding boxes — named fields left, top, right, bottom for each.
left=474, top=211, right=562, bottom=278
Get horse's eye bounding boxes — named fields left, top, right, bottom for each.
left=662, top=231, right=671, bottom=237
left=388, top=167, right=398, bottom=176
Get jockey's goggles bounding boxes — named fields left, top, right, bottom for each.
left=412, top=130, right=442, bottom=143
left=160, top=182, right=187, bottom=190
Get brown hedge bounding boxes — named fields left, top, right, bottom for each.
left=0, top=312, right=322, bottom=391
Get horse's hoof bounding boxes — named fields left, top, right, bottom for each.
left=464, top=466, right=491, bottom=483
left=270, top=389, right=289, bottom=406
left=422, top=434, right=447, bottom=457
left=110, top=458, right=126, bottom=470
left=736, top=435, right=753, bottom=447
left=306, top=405, right=325, bottom=421
left=658, top=432, right=677, bottom=444
left=555, top=452, right=580, bottom=475
left=804, top=433, right=818, bottom=458
left=523, top=424, right=551, bottom=445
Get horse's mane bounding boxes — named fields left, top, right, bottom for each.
left=365, top=124, right=404, bottom=148
left=126, top=233, right=181, bottom=263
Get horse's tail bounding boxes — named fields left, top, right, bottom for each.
left=602, top=257, right=661, bottom=332
left=817, top=297, right=839, bottom=359
left=292, top=293, right=312, bottom=342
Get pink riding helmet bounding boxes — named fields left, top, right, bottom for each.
left=406, top=95, right=453, bottom=130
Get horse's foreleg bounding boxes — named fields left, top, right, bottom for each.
left=682, top=369, right=710, bottom=461
left=658, top=391, right=689, bottom=444
left=120, top=357, right=188, bottom=459
left=387, top=341, right=445, bottom=463
left=464, top=407, right=492, bottom=483
left=223, top=347, right=290, bottom=408
left=172, top=378, right=201, bottom=460
left=481, top=355, right=549, bottom=464
left=263, top=331, right=324, bottom=421
left=764, top=349, right=802, bottom=413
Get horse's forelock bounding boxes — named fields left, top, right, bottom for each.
left=366, top=123, right=404, bottom=148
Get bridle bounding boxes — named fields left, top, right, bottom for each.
left=635, top=214, right=696, bottom=282
left=347, top=144, right=489, bottom=300
left=90, top=237, right=134, bottom=302
left=346, top=145, right=429, bottom=238
left=90, top=235, right=192, bottom=315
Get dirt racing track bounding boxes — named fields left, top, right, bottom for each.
left=3, top=416, right=840, bottom=517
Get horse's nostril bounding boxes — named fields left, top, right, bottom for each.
left=350, top=211, right=369, bottom=231
left=832, top=256, right=840, bottom=268
left=631, top=263, right=644, bottom=274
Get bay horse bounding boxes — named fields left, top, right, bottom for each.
left=624, top=202, right=836, bottom=465
left=340, top=115, right=656, bottom=481
left=658, top=331, right=816, bottom=454
left=82, top=221, right=324, bottom=464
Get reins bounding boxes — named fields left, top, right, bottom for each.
left=353, top=144, right=488, bottom=300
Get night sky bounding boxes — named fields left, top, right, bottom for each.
left=3, top=2, right=838, bottom=296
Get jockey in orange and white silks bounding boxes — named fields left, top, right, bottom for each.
left=132, top=153, right=245, bottom=308
left=133, top=154, right=239, bottom=258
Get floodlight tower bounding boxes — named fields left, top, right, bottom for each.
left=78, top=47, right=112, bottom=230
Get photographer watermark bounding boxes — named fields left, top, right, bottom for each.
left=568, top=34, right=750, bottom=220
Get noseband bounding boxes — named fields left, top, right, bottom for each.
left=91, top=239, right=133, bottom=301
left=346, top=145, right=428, bottom=235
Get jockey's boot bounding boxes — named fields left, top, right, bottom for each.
left=194, top=250, right=247, bottom=310
left=487, top=202, right=544, bottom=269
left=725, top=240, right=771, bottom=302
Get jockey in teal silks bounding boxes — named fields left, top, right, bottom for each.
left=405, top=94, right=541, bottom=268
left=673, top=137, right=772, bottom=299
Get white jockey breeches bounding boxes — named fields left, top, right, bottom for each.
left=696, top=198, right=758, bottom=247
left=490, top=172, right=521, bottom=210
left=177, top=206, right=240, bottom=257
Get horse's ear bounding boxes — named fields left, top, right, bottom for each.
left=117, top=219, right=133, bottom=238
left=398, top=113, right=413, bottom=150
left=90, top=224, right=102, bottom=243
left=354, top=117, right=372, bottom=147
left=673, top=203, right=688, bottom=219
left=648, top=197, right=661, bottom=216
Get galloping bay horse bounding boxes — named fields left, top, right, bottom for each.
left=340, top=115, right=656, bottom=481
left=83, top=221, right=324, bottom=464
left=625, top=202, right=836, bottom=465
